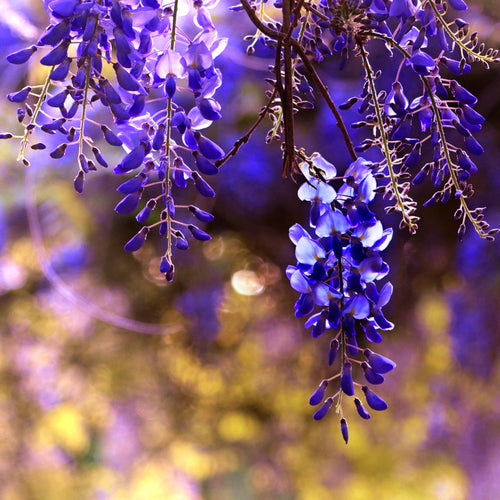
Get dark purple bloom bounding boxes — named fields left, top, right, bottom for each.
left=311, top=310, right=328, bottom=338
left=50, top=58, right=71, bottom=80
left=189, top=205, right=214, bottom=222
left=340, top=418, right=349, bottom=444
left=8, top=87, right=31, bottom=103
left=40, top=39, right=70, bottom=66
left=188, top=225, right=211, bottom=241
left=441, top=56, right=471, bottom=75
left=434, top=77, right=448, bottom=99
left=50, top=143, right=67, bottom=159
left=115, top=144, right=146, bottom=173
left=192, top=172, right=216, bottom=197
left=117, top=173, right=147, bottom=194
left=362, top=386, right=388, bottom=411
left=450, top=80, right=477, bottom=106
left=114, top=190, right=143, bottom=214
left=41, top=118, right=66, bottom=133
left=195, top=154, right=218, bottom=175
left=363, top=349, right=396, bottom=374
left=361, top=362, right=385, bottom=385
left=462, top=105, right=485, bottom=125
left=102, top=126, right=123, bottom=147
left=313, top=397, right=333, bottom=420
left=175, top=231, right=189, bottom=250
left=73, top=171, right=84, bottom=194
left=183, top=129, right=198, bottom=150
left=165, top=265, right=175, bottom=281
left=361, top=320, right=383, bottom=343
left=49, top=0, right=79, bottom=18
left=328, top=339, right=339, bottom=366
left=61, top=101, right=79, bottom=119
left=457, top=149, right=477, bottom=174
left=198, top=98, right=222, bottom=121
left=114, top=63, right=139, bottom=91
left=309, top=380, right=328, bottom=406
left=464, top=135, right=484, bottom=156
left=404, top=144, right=421, bottom=168
left=448, top=0, right=468, bottom=10
left=124, top=227, right=149, bottom=252
left=160, top=256, right=172, bottom=274
left=354, top=398, right=371, bottom=420
left=165, top=76, right=176, bottom=98
left=110, top=103, right=130, bottom=121
left=129, top=95, right=146, bottom=117
left=79, top=154, right=89, bottom=173
left=92, top=148, right=108, bottom=168
left=197, top=134, right=224, bottom=160
left=166, top=196, right=175, bottom=218
left=103, top=81, right=122, bottom=106
left=7, top=46, right=37, bottom=64
left=39, top=20, right=70, bottom=46
left=47, top=90, right=68, bottom=107
left=152, top=125, right=166, bottom=151
left=340, top=361, right=355, bottom=396
left=137, top=198, right=156, bottom=224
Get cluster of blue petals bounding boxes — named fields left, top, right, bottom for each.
left=319, top=0, right=497, bottom=237
left=287, top=154, right=396, bottom=442
left=6, top=0, right=225, bottom=280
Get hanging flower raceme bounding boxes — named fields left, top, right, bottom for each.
left=4, top=0, right=226, bottom=280
left=287, top=153, right=396, bottom=443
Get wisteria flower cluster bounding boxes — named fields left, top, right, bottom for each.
left=287, top=153, right=395, bottom=442
left=5, top=0, right=226, bottom=280
left=3, top=0, right=499, bottom=443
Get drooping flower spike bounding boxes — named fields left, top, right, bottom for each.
left=289, top=153, right=396, bottom=442
left=5, top=0, right=227, bottom=279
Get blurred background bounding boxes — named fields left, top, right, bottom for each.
left=0, top=1, right=500, bottom=499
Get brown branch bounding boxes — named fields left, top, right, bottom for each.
left=291, top=41, right=358, bottom=161
left=215, top=87, right=279, bottom=168
left=281, top=0, right=299, bottom=176
left=239, top=0, right=357, bottom=163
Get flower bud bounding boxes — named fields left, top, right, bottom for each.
left=340, top=361, right=355, bottom=396
left=340, top=418, right=349, bottom=444
left=309, top=380, right=328, bottom=406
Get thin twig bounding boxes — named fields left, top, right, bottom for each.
left=215, top=86, right=278, bottom=167
left=239, top=0, right=357, bottom=162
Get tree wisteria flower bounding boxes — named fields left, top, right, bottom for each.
left=288, top=153, right=396, bottom=442
left=5, top=0, right=226, bottom=279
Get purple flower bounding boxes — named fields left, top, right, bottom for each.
left=313, top=397, right=334, bottom=420
left=362, top=386, right=388, bottom=411
left=309, top=380, right=328, bottom=406
left=124, top=227, right=149, bottom=252
left=340, top=418, right=349, bottom=444
left=340, top=361, right=355, bottom=396
left=363, top=349, right=396, bottom=374
left=354, top=398, right=371, bottom=420
left=7, top=46, right=37, bottom=64
left=115, top=190, right=143, bottom=214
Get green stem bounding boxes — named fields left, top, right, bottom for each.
left=78, top=59, right=92, bottom=162
left=358, top=44, right=416, bottom=232
left=369, top=30, right=491, bottom=238
left=423, top=79, right=488, bottom=238
left=335, top=258, right=345, bottom=414
left=18, top=69, right=53, bottom=162
left=428, top=0, right=499, bottom=65
left=163, top=0, right=180, bottom=262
